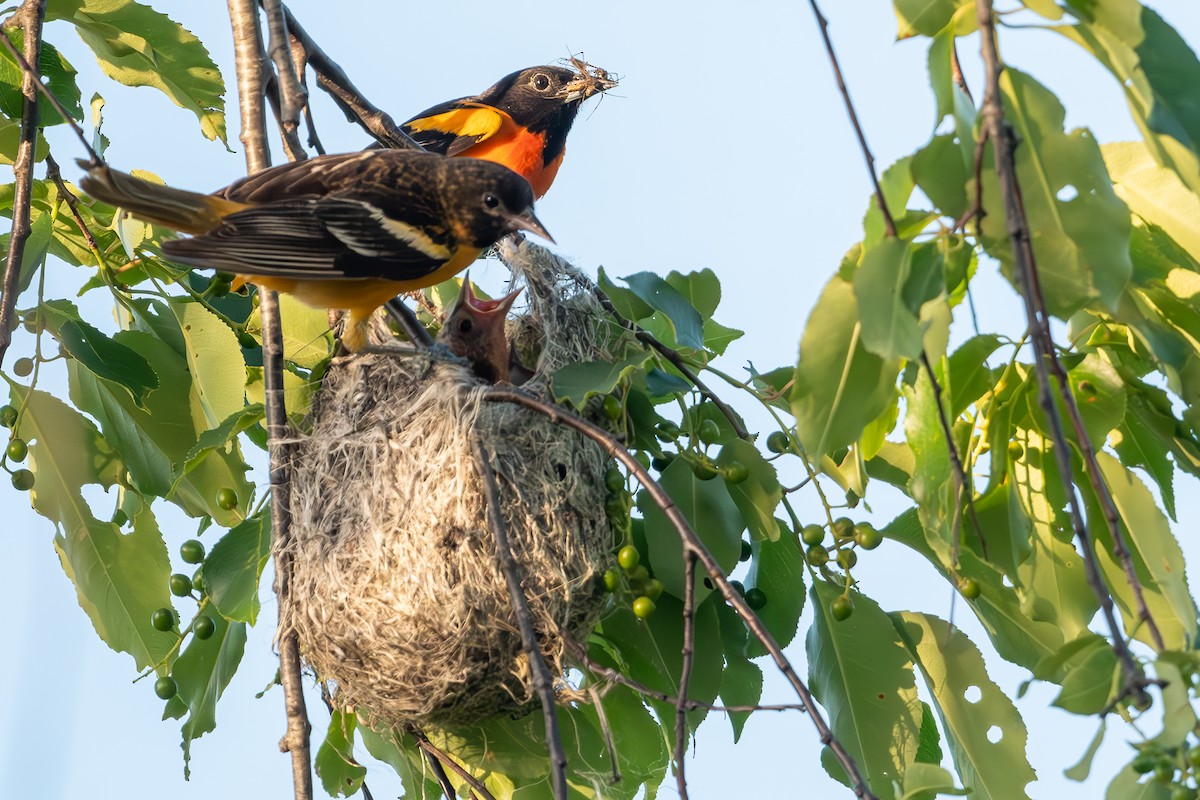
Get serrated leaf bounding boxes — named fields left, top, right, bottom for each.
left=173, top=612, right=247, bottom=777
left=894, top=611, right=1035, bottom=800
left=1104, top=140, right=1200, bottom=261
left=664, top=268, right=721, bottom=319
left=792, top=272, right=901, bottom=459
left=316, top=709, right=367, bottom=797
left=703, top=318, right=743, bottom=356
left=40, top=299, right=159, bottom=407
left=915, top=701, right=943, bottom=764
left=47, top=0, right=227, bottom=144
left=204, top=510, right=271, bottom=625
left=745, top=527, right=806, bottom=658
left=715, top=440, right=782, bottom=543
left=0, top=35, right=83, bottom=126
left=808, top=581, right=922, bottom=795
left=621, top=272, right=704, bottom=349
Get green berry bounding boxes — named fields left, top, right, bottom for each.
left=636, top=452, right=651, bottom=470
left=1132, top=753, right=1158, bottom=774
left=192, top=567, right=205, bottom=594
left=12, top=357, right=33, bottom=377
left=154, top=676, right=178, bottom=700
left=958, top=577, right=982, bottom=599
left=1171, top=785, right=1197, bottom=800
left=644, top=578, right=664, bottom=600
left=1154, top=764, right=1176, bottom=783
left=655, top=421, right=681, bottom=442
left=691, top=458, right=718, bottom=481
left=651, top=454, right=674, bottom=472
left=180, top=539, right=206, bottom=564
left=1007, top=441, right=1024, bottom=460
left=601, top=394, right=622, bottom=421
left=766, top=431, right=790, bottom=454
left=629, top=564, right=649, bottom=583
left=632, top=596, right=656, bottom=618
left=729, top=579, right=745, bottom=596
left=6, top=438, right=27, bottom=462
left=831, top=595, right=854, bottom=621
left=723, top=460, right=749, bottom=484
left=0, top=405, right=17, bottom=427
left=11, top=468, right=33, bottom=491
left=1187, top=746, right=1200, bottom=769
left=831, top=517, right=855, bottom=541
left=837, top=549, right=857, bottom=570
left=603, top=568, right=620, bottom=592
left=806, top=544, right=829, bottom=567
left=853, top=522, right=882, bottom=550
left=604, top=466, right=624, bottom=494
left=617, top=545, right=640, bottom=572
left=801, top=524, right=825, bottom=546
left=151, top=607, right=175, bottom=632
left=169, top=573, right=193, bottom=597
left=739, top=539, right=753, bottom=562
left=698, top=419, right=721, bottom=445
left=215, top=487, right=239, bottom=511
left=192, top=615, right=216, bottom=640
left=744, top=588, right=767, bottom=610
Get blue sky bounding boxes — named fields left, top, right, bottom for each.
left=4, top=1, right=1200, bottom=798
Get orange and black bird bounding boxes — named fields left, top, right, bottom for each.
left=77, top=150, right=551, bottom=351
left=402, top=62, right=616, bottom=199
left=438, top=277, right=523, bottom=384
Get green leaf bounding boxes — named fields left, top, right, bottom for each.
left=1064, top=719, right=1106, bottom=782
left=903, top=363, right=956, bottom=563
left=912, top=133, right=970, bottom=219
left=0, top=118, right=48, bottom=166
left=246, top=293, right=333, bottom=370
left=947, top=334, right=1003, bottom=417
left=745, top=528, right=806, bottom=658
left=703, top=317, right=744, bottom=356
left=316, top=709, right=367, bottom=797
left=172, top=612, right=247, bottom=777
left=638, top=458, right=743, bottom=603
left=0, top=35, right=83, bottom=126
left=1065, top=351, right=1126, bottom=447
left=1113, top=384, right=1180, bottom=519
left=664, top=268, right=721, bottom=319
left=894, top=612, right=1035, bottom=800
left=181, top=403, right=264, bottom=473
left=169, top=298, right=247, bottom=430
left=715, top=440, right=782, bottom=543
left=551, top=354, right=649, bottom=407
left=915, top=702, right=943, bottom=764
left=977, top=68, right=1132, bottom=317
left=1152, top=654, right=1199, bottom=748
left=40, top=299, right=159, bottom=407
left=792, top=271, right=901, bottom=459
left=621, top=272, right=704, bottom=349
left=1104, top=140, right=1200, bottom=261
left=203, top=510, right=271, bottom=625
left=715, top=601, right=761, bottom=741
left=1050, top=637, right=1119, bottom=714
left=901, top=762, right=967, bottom=799
left=47, top=0, right=227, bottom=144
left=855, top=238, right=924, bottom=360
left=894, top=0, right=970, bottom=39
left=358, top=728, right=443, bottom=800
left=1106, top=764, right=1173, bottom=800
left=807, top=581, right=922, bottom=796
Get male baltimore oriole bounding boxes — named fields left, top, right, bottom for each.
left=402, top=62, right=616, bottom=199
left=437, top=276, right=523, bottom=384
left=78, top=150, right=551, bottom=351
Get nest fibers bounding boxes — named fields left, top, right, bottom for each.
left=281, top=238, right=616, bottom=727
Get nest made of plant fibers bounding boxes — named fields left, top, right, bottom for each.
left=280, top=239, right=617, bottom=728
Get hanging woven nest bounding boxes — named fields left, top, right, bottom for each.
left=279, top=239, right=616, bottom=727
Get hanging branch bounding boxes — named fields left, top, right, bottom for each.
left=226, top=0, right=313, bottom=797
left=0, top=0, right=46, bottom=371
left=805, top=0, right=896, bottom=238
left=472, top=437, right=569, bottom=800
left=261, top=0, right=306, bottom=158
left=409, top=728, right=495, bottom=800
left=974, top=0, right=1158, bottom=700
left=483, top=388, right=878, bottom=800
left=674, top=552, right=697, bottom=800
left=44, top=154, right=98, bottom=253
left=278, top=5, right=422, bottom=151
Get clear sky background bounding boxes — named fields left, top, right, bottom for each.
left=3, top=1, right=1200, bottom=798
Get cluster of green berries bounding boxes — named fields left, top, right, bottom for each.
left=603, top=545, right=664, bottom=619
left=800, top=517, right=885, bottom=622
left=1130, top=741, right=1200, bottom=799
left=0, top=405, right=33, bottom=491
left=149, top=537, right=215, bottom=701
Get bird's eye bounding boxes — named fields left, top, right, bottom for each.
left=458, top=318, right=473, bottom=334
left=532, top=73, right=551, bottom=91
left=483, top=193, right=500, bottom=209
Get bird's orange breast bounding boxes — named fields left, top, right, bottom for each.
left=459, top=122, right=562, bottom=199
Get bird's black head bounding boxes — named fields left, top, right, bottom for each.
left=443, top=159, right=553, bottom=248
left=478, top=64, right=616, bottom=135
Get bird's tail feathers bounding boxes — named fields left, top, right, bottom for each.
left=76, top=160, right=250, bottom=234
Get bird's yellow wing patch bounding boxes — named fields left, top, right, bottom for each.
left=404, top=103, right=505, bottom=142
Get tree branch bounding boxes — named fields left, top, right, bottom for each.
left=974, top=0, right=1157, bottom=702
left=261, top=0, right=306, bottom=158
left=44, top=153, right=98, bottom=254
left=0, top=0, right=45, bottom=371
left=805, top=0, right=896, bottom=237
left=674, top=551, right=696, bottom=800
left=483, top=388, right=878, bottom=800
left=472, top=437, right=568, bottom=800
left=226, top=0, right=313, bottom=796
left=409, top=728, right=495, bottom=800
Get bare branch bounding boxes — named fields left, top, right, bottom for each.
left=410, top=728, right=495, bottom=800
left=483, top=388, right=878, bottom=800
left=473, top=437, right=568, bottom=800
left=974, top=0, right=1157, bottom=702
left=674, top=552, right=697, bottom=800
left=44, top=153, right=98, bottom=254
left=805, top=0, right=896, bottom=238
left=0, top=0, right=46, bottom=371
left=261, top=0, right=307, bottom=157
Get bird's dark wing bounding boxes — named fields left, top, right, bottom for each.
left=401, top=100, right=508, bottom=156
left=160, top=197, right=452, bottom=282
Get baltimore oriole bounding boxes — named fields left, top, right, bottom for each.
left=78, top=151, right=551, bottom=351
left=438, top=276, right=522, bottom=384
left=402, top=62, right=616, bottom=199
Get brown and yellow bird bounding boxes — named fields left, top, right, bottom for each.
left=402, top=61, right=616, bottom=199
left=78, top=150, right=551, bottom=351
left=437, top=277, right=523, bottom=384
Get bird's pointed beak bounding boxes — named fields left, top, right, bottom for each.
left=463, top=281, right=523, bottom=317
left=508, top=209, right=554, bottom=244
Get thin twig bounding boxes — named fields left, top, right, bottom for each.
left=953, top=126, right=989, bottom=233
left=0, top=0, right=45, bottom=370
left=674, top=552, right=697, bottom=800
left=421, top=747, right=457, bottom=800
left=806, top=0, right=896, bottom=237
left=260, top=0, right=307, bottom=157
left=472, top=437, right=568, bottom=800
left=586, top=684, right=622, bottom=785
left=280, top=5, right=422, bottom=150
left=385, top=298, right=433, bottom=347
left=974, top=0, right=1156, bottom=702
left=409, top=728, right=494, bottom=800
left=950, top=39, right=973, bottom=102
left=288, top=34, right=325, bottom=155
left=484, top=388, right=878, bottom=800
left=44, top=153, right=98, bottom=253
left=227, top=0, right=313, bottom=796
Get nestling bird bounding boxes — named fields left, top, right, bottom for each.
left=77, top=150, right=552, bottom=351
left=437, top=277, right=523, bottom=384
left=402, top=61, right=616, bottom=198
